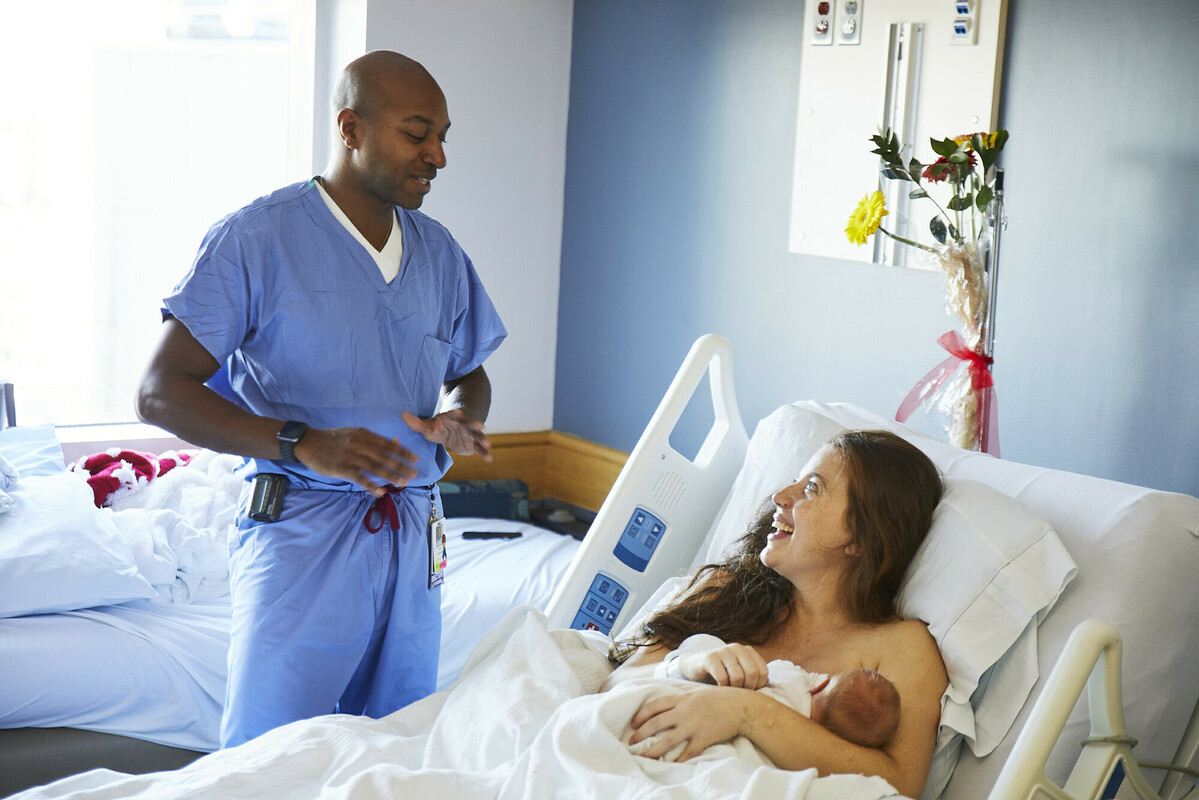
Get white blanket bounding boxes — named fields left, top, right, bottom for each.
left=15, top=608, right=904, bottom=800
left=106, top=449, right=243, bottom=605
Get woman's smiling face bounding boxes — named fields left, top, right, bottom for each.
left=760, top=445, right=856, bottom=578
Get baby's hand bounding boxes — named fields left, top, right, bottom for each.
left=681, top=643, right=769, bottom=689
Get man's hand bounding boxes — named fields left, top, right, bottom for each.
left=403, top=408, right=493, bottom=462
left=293, top=427, right=419, bottom=496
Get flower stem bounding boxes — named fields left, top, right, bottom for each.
left=878, top=225, right=940, bottom=253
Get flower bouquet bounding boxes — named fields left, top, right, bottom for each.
left=846, top=128, right=1009, bottom=454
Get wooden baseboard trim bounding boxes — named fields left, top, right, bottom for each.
left=444, top=430, right=627, bottom=512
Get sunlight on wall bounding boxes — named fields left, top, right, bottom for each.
left=0, top=0, right=311, bottom=425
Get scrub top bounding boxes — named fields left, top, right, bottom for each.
left=165, top=179, right=507, bottom=487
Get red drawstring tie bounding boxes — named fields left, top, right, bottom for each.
left=365, top=491, right=401, bottom=533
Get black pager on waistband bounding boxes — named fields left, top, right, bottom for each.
left=248, top=473, right=288, bottom=522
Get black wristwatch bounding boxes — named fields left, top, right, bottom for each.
left=277, top=420, right=309, bottom=464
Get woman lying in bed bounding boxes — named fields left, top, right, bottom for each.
left=602, top=429, right=947, bottom=799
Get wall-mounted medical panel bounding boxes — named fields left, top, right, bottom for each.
left=788, top=0, right=1008, bottom=266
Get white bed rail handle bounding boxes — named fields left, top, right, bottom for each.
left=544, top=334, right=749, bottom=634
left=988, top=619, right=1165, bottom=800
left=637, top=333, right=743, bottom=470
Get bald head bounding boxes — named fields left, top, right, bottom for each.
left=333, top=50, right=441, bottom=121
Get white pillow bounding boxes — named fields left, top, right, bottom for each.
left=899, top=479, right=1076, bottom=752
left=697, top=403, right=1076, bottom=792
left=0, top=471, right=157, bottom=618
left=0, top=423, right=67, bottom=479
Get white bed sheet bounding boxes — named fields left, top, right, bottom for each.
left=11, top=607, right=903, bottom=800
left=0, top=517, right=580, bottom=752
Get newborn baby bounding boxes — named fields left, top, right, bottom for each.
left=628, top=633, right=900, bottom=761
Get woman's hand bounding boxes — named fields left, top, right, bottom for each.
left=680, top=643, right=769, bottom=689
left=628, top=685, right=751, bottom=761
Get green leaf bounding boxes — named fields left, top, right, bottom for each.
left=971, top=133, right=986, bottom=152
left=947, top=193, right=974, bottom=211
left=910, top=188, right=929, bottom=200
left=908, top=157, right=923, bottom=174
left=930, top=137, right=960, bottom=157
left=881, top=166, right=906, bottom=181
left=930, top=216, right=948, bottom=244
left=991, top=129, right=1009, bottom=151
left=948, top=222, right=960, bottom=242
left=948, top=151, right=968, bottom=164
left=975, top=185, right=994, bottom=211
left=979, top=149, right=995, bottom=172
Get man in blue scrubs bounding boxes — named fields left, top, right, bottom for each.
left=136, top=51, right=507, bottom=748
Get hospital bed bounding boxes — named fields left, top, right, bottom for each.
left=544, top=334, right=1199, bottom=800
left=0, top=436, right=580, bottom=796
left=3, top=334, right=1197, bottom=799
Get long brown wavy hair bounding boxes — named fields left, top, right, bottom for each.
left=609, top=429, right=942, bottom=666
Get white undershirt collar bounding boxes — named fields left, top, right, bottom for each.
left=314, top=178, right=403, bottom=283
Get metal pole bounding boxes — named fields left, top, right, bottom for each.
left=983, top=168, right=1005, bottom=359
left=979, top=168, right=1004, bottom=452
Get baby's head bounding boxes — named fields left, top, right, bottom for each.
left=810, top=667, right=900, bottom=749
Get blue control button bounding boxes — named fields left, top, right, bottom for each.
left=613, top=507, right=666, bottom=572
left=571, top=573, right=630, bottom=635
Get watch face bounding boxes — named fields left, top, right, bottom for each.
left=279, top=421, right=308, bottom=443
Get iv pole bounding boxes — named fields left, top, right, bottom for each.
left=978, top=168, right=1005, bottom=452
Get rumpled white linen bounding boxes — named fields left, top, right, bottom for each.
left=105, top=450, right=244, bottom=604
left=0, top=452, right=18, bottom=511
left=13, top=607, right=904, bottom=800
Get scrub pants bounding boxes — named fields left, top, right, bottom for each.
left=220, top=484, right=441, bottom=748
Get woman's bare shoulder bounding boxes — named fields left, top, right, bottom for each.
left=875, top=618, right=946, bottom=687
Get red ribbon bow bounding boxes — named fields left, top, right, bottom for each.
left=896, top=330, right=1000, bottom=456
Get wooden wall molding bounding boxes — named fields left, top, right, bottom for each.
left=445, top=430, right=627, bottom=512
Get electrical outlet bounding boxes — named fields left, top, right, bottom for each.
left=839, top=0, right=863, bottom=45
left=812, top=1, right=834, bottom=46
left=951, top=0, right=979, bottom=45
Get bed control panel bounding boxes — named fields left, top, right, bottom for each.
left=612, top=507, right=666, bottom=572
left=569, top=572, right=630, bottom=635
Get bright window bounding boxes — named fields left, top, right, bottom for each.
left=0, top=0, right=316, bottom=426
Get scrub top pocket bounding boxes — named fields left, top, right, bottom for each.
left=416, top=336, right=452, bottom=416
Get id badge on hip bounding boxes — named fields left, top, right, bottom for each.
left=428, top=490, right=447, bottom=589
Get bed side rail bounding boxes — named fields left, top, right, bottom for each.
left=988, top=619, right=1173, bottom=800
left=1160, top=701, right=1199, bottom=800
left=544, top=334, right=749, bottom=634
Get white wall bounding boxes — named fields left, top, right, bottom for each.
left=362, top=0, right=573, bottom=433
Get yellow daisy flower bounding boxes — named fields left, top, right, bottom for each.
left=953, top=131, right=999, bottom=149
left=845, top=190, right=888, bottom=246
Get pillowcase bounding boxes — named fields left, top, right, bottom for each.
left=0, top=470, right=156, bottom=618
left=898, top=478, right=1076, bottom=752
left=695, top=402, right=1077, bottom=793
left=0, top=423, right=67, bottom=480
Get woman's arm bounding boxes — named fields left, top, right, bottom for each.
left=628, top=620, right=946, bottom=798
left=600, top=644, right=669, bottom=692
left=602, top=638, right=770, bottom=692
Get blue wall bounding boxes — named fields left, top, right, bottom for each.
left=555, top=0, right=1199, bottom=496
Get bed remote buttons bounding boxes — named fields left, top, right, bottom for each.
left=613, top=507, right=666, bottom=572
left=570, top=573, right=629, bottom=635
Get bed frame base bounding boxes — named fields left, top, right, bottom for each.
left=0, top=727, right=204, bottom=797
